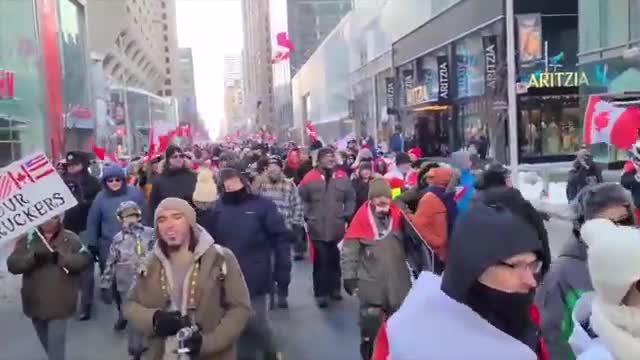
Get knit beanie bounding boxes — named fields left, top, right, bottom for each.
left=395, top=152, right=412, bottom=166
left=165, top=144, right=182, bottom=159
left=192, top=168, right=218, bottom=206
left=116, top=200, right=142, bottom=220
left=368, top=177, right=392, bottom=200
left=154, top=198, right=197, bottom=233
left=317, top=147, right=334, bottom=162
left=581, top=219, right=640, bottom=305
left=427, top=167, right=453, bottom=187
left=572, top=183, right=632, bottom=222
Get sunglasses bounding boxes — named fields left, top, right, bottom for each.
left=106, top=178, right=122, bottom=183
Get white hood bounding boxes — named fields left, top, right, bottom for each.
left=387, top=272, right=537, bottom=360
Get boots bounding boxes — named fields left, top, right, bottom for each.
left=276, top=294, right=289, bottom=309
left=114, top=316, right=128, bottom=331
left=78, top=304, right=92, bottom=321
left=315, top=296, right=329, bottom=308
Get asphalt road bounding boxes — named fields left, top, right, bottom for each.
left=0, top=218, right=572, bottom=360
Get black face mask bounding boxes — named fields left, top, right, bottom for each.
left=222, top=188, right=248, bottom=204
left=466, top=281, right=536, bottom=348
left=612, top=216, right=635, bottom=227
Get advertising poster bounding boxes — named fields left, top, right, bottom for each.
left=517, top=13, right=543, bottom=63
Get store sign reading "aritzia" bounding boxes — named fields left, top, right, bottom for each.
left=527, top=71, right=590, bottom=88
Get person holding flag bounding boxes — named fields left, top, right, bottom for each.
left=7, top=214, right=92, bottom=360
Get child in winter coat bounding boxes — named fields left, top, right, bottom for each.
left=100, top=201, right=154, bottom=360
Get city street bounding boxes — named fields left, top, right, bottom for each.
left=0, top=219, right=570, bottom=360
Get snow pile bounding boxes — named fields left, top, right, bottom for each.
left=518, top=172, right=573, bottom=220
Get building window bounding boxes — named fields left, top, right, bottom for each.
left=163, top=24, right=168, bottom=31
left=162, top=13, right=167, bottom=20
left=165, top=89, right=172, bottom=96
left=166, top=68, right=171, bottom=75
left=164, top=46, right=169, bottom=53
left=165, top=57, right=170, bottom=63
left=161, top=1, right=166, bottom=9
left=632, top=0, right=640, bottom=39
left=164, top=34, right=168, bottom=42
left=165, top=78, right=172, bottom=86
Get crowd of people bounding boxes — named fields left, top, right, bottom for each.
left=6, top=136, right=640, bottom=360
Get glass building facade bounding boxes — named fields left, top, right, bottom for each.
left=0, top=0, right=48, bottom=166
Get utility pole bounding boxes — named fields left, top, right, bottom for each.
left=506, top=0, right=519, bottom=187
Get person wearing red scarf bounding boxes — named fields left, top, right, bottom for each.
left=341, top=177, right=412, bottom=360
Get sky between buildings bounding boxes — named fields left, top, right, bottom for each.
left=176, top=0, right=243, bottom=139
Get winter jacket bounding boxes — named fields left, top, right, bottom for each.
left=535, top=235, right=593, bottom=360
left=200, top=194, right=292, bottom=297
left=567, top=162, right=602, bottom=201
left=7, top=229, right=91, bottom=320
left=621, top=167, right=640, bottom=210
left=385, top=272, right=539, bottom=360
left=456, top=168, right=476, bottom=216
left=298, top=168, right=356, bottom=242
left=254, top=175, right=305, bottom=230
left=351, top=177, right=370, bottom=211
left=147, top=167, right=197, bottom=224
left=62, top=170, right=101, bottom=235
left=409, top=186, right=457, bottom=261
left=342, top=202, right=412, bottom=310
left=101, top=224, right=155, bottom=293
left=85, top=166, right=146, bottom=262
left=124, top=227, right=251, bottom=360
left=390, top=133, right=404, bottom=153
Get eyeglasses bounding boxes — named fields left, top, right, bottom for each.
left=106, top=178, right=122, bottom=183
left=500, top=260, right=543, bottom=275
left=611, top=216, right=635, bottom=226
left=170, top=153, right=185, bottom=159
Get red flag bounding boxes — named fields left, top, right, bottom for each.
left=88, top=137, right=106, bottom=160
left=276, top=32, right=294, bottom=51
left=305, top=121, right=318, bottom=142
left=147, top=127, right=156, bottom=159
left=583, top=95, right=640, bottom=149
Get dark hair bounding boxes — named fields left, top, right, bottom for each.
left=159, top=228, right=198, bottom=256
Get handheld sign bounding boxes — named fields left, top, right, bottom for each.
left=0, top=152, right=78, bottom=245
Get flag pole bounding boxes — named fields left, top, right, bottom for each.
left=34, top=229, right=69, bottom=274
left=506, top=0, right=520, bottom=188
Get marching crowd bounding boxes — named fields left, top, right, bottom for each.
left=6, top=137, right=640, bottom=360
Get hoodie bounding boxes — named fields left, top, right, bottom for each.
left=386, top=205, right=544, bottom=360
left=85, top=165, right=146, bottom=262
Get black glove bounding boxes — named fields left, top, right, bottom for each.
left=33, top=249, right=58, bottom=265
left=88, top=246, right=100, bottom=262
left=344, top=278, right=359, bottom=296
left=100, top=288, right=113, bottom=305
left=152, top=310, right=184, bottom=337
left=183, top=330, right=203, bottom=356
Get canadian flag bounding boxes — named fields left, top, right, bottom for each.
left=583, top=95, right=640, bottom=150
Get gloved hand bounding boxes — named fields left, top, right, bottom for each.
left=152, top=310, right=184, bottom=337
left=100, top=288, right=113, bottom=305
left=33, top=248, right=58, bottom=265
left=88, top=246, right=100, bottom=262
left=183, top=330, right=203, bottom=356
left=343, top=278, right=359, bottom=296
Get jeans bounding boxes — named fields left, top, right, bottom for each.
left=312, top=240, right=341, bottom=297
left=32, top=318, right=68, bottom=360
left=238, top=295, right=277, bottom=359
left=79, top=260, right=95, bottom=310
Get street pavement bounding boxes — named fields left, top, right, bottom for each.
left=0, top=218, right=571, bottom=360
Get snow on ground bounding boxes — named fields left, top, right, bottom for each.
left=0, top=239, right=22, bottom=305
left=518, top=172, right=573, bottom=220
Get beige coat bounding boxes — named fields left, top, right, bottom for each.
left=124, top=227, right=251, bottom=360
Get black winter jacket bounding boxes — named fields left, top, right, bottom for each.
left=147, top=167, right=197, bottom=224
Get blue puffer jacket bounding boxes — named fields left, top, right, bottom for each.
left=84, top=165, right=146, bottom=264
left=199, top=192, right=292, bottom=297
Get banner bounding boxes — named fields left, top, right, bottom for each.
left=583, top=96, right=640, bottom=149
left=385, top=77, right=395, bottom=111
left=401, top=69, right=414, bottom=106
left=517, top=13, right=543, bottom=63
left=437, top=55, right=451, bottom=103
left=0, top=152, right=78, bottom=243
left=483, top=35, right=498, bottom=96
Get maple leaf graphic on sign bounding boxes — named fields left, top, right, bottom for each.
left=594, top=111, right=610, bottom=132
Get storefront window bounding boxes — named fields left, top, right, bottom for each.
left=0, top=0, right=47, bottom=166
left=455, top=36, right=485, bottom=99
left=520, top=96, right=580, bottom=158
left=632, top=0, right=640, bottom=40
left=601, top=0, right=629, bottom=48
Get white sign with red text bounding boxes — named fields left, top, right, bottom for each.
left=0, top=152, right=77, bottom=243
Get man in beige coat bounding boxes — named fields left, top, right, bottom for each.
left=124, top=198, right=251, bottom=360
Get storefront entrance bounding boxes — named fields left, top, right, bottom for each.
left=415, top=108, right=450, bottom=157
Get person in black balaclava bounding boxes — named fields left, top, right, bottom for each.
left=383, top=205, right=547, bottom=359
left=200, top=168, right=291, bottom=360
left=62, top=151, right=101, bottom=321
left=146, top=144, right=197, bottom=224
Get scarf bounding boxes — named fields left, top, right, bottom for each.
left=591, top=298, right=640, bottom=360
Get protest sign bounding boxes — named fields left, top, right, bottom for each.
left=0, top=152, right=77, bottom=244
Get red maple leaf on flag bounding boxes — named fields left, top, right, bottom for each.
left=594, top=111, right=610, bottom=132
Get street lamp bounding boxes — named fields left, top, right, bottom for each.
left=506, top=0, right=519, bottom=187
